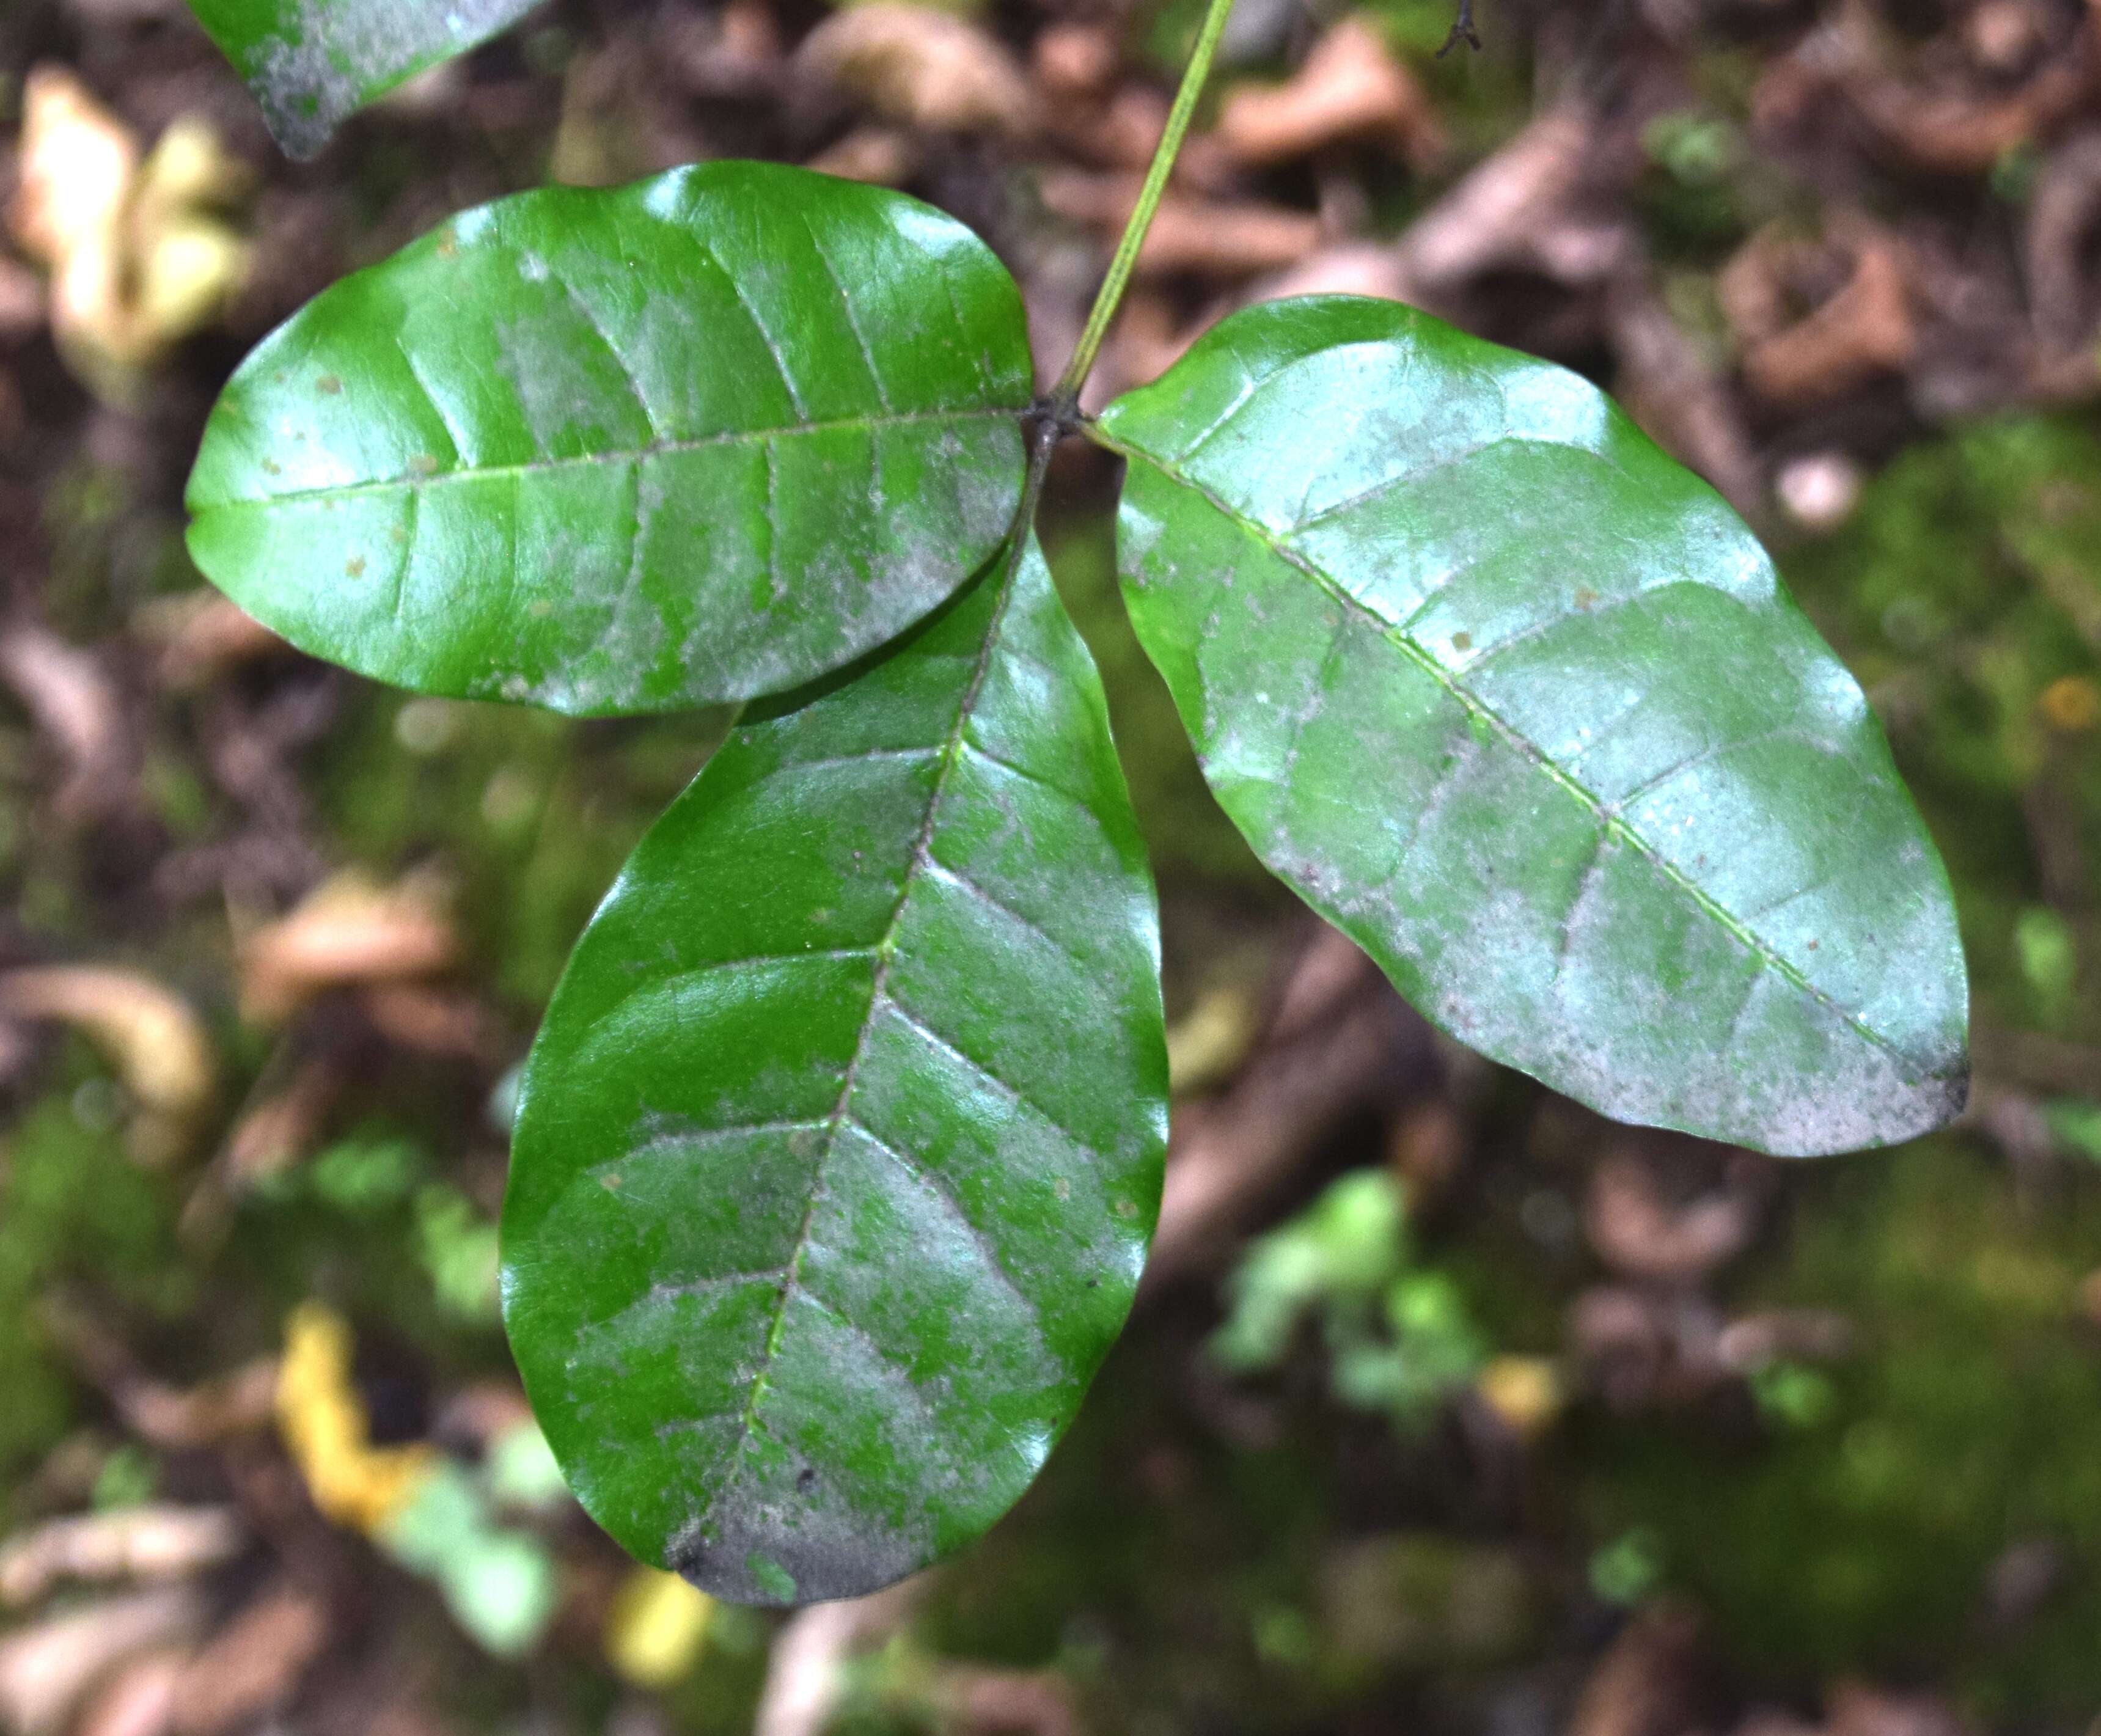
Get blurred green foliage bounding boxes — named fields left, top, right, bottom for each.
left=0, top=1086, right=182, bottom=1484
left=1213, top=1171, right=1487, bottom=1431
left=1789, top=416, right=2101, bottom=1043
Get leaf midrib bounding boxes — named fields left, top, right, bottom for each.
left=1103, top=436, right=1924, bottom=1081
left=719, top=557, right=1025, bottom=1487
left=192, top=405, right=1027, bottom=512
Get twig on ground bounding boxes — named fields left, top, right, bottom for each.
left=1439, top=0, right=1480, bottom=57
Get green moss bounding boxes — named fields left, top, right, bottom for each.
left=1578, top=1138, right=2101, bottom=1720
left=1785, top=415, right=2101, bottom=1042
left=0, top=1093, right=182, bottom=1487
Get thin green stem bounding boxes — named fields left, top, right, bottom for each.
left=1049, top=0, right=1237, bottom=412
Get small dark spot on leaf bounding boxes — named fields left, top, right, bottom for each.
left=1575, top=587, right=1600, bottom=610
left=1451, top=631, right=1472, bottom=652
left=409, top=453, right=441, bottom=477
left=345, top=555, right=365, bottom=577
left=261, top=458, right=282, bottom=475
left=601, top=1173, right=622, bottom=1190
left=1807, top=939, right=1819, bottom=950
left=317, top=375, right=343, bottom=395
left=796, top=1467, right=816, bottom=1491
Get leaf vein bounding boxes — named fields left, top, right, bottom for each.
left=550, top=270, right=667, bottom=443
left=879, top=992, right=1098, bottom=1157
left=801, top=214, right=895, bottom=414
left=841, top=1114, right=1043, bottom=1330
left=921, top=855, right=1090, bottom=973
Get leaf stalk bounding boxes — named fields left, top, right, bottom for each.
left=1047, top=0, right=1238, bottom=414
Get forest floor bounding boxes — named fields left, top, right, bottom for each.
left=6, top=0, right=2101, bottom=1732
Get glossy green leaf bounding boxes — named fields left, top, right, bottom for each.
left=185, top=0, right=544, bottom=158
left=186, top=163, right=1033, bottom=713
left=500, top=535, right=1167, bottom=1605
left=1094, top=295, right=1967, bottom=1156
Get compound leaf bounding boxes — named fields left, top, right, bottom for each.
left=187, top=163, right=1032, bottom=713
left=1094, top=295, right=1967, bottom=1156
left=185, top=0, right=544, bottom=158
left=501, top=533, right=1167, bottom=1605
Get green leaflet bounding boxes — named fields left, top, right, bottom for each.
left=1094, top=295, right=1968, bottom=1156
left=186, top=163, right=1032, bottom=714
left=500, top=535, right=1167, bottom=1605
left=185, top=0, right=544, bottom=158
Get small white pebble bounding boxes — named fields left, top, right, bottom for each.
left=1775, top=452, right=1863, bottom=534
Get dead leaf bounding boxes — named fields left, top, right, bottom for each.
left=6, top=68, right=249, bottom=401
left=1568, top=1603, right=1705, bottom=1736
left=2080, top=1266, right=2101, bottom=1327
left=0, top=967, right=216, bottom=1162
left=241, top=870, right=458, bottom=1023
left=1253, top=241, right=1410, bottom=304
left=1039, top=171, right=1321, bottom=277
left=1585, top=1155, right=1757, bottom=1284
left=1713, top=1308, right=1854, bottom=1372
left=1841, top=44, right=2092, bottom=174
left=0, top=258, right=45, bottom=342
left=1389, top=1098, right=1464, bottom=1203
left=1387, top=104, right=1627, bottom=310
left=358, top=984, right=507, bottom=1063
left=0, top=625, right=131, bottom=823
left=1147, top=928, right=1436, bottom=1288
left=37, top=1302, right=279, bottom=1449
left=1967, top=0, right=2048, bottom=73
left=797, top=5, right=1037, bottom=139
left=1164, top=984, right=1261, bottom=1098
left=0, top=1507, right=244, bottom=1609
left=220, top=1055, right=343, bottom=1187
left=169, top=1586, right=328, bottom=1736
left=1473, top=1354, right=1563, bottom=1438
left=1825, top=1685, right=1971, bottom=1736
left=122, top=1361, right=282, bottom=1451
left=1214, top=16, right=1443, bottom=170
left=753, top=1578, right=930, bottom=1736
left=1093, top=288, right=1189, bottom=398
left=1775, top=451, right=1864, bottom=532
left=132, top=594, right=289, bottom=694
left=1033, top=23, right=1118, bottom=98
left=274, top=1303, right=435, bottom=1534
left=929, top=1666, right=1079, bottom=1736
left=2041, top=674, right=2101, bottom=732
left=1605, top=268, right=1765, bottom=521
left=73, top=1649, right=186, bottom=1736
left=1722, top=218, right=1915, bottom=408
left=804, top=126, right=921, bottom=186
left=0, top=1586, right=204, bottom=1736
